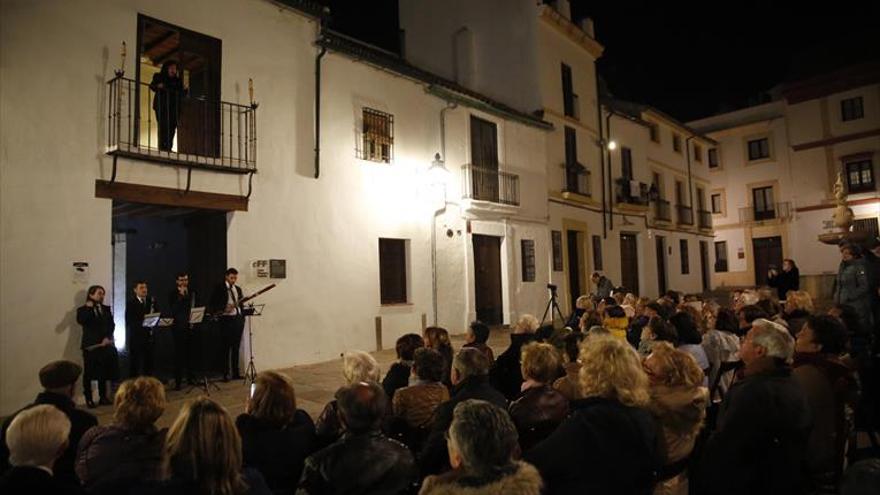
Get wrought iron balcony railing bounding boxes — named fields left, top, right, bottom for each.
left=615, top=178, right=650, bottom=206
left=106, top=76, right=257, bottom=174
left=461, top=165, right=520, bottom=206
left=654, top=199, right=672, bottom=222
left=698, top=209, right=713, bottom=229
left=739, top=202, right=792, bottom=223
left=563, top=163, right=590, bottom=196
left=676, top=204, right=694, bottom=225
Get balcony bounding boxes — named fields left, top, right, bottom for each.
left=739, top=202, right=792, bottom=224
left=106, top=76, right=257, bottom=174
left=615, top=178, right=650, bottom=207
left=563, top=163, right=590, bottom=197
left=698, top=209, right=713, bottom=229
left=676, top=204, right=694, bottom=226
left=654, top=199, right=672, bottom=222
left=461, top=165, right=520, bottom=206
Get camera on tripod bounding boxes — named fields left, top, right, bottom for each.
left=547, top=283, right=558, bottom=291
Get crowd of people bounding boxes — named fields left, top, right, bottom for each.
left=1, top=242, right=880, bottom=494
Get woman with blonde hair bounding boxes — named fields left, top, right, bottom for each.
left=315, top=351, right=380, bottom=448
left=509, top=342, right=569, bottom=451
left=643, top=342, right=709, bottom=495
left=782, top=290, right=813, bottom=335
left=76, top=376, right=167, bottom=494
left=525, top=337, right=660, bottom=494
left=136, top=397, right=270, bottom=495
left=236, top=371, right=315, bottom=495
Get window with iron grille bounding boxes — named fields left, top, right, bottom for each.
left=841, top=96, right=864, bottom=122
left=747, top=138, right=770, bottom=161
left=359, top=108, right=393, bottom=163
left=552, top=231, right=563, bottom=272
left=561, top=63, right=576, bottom=118
left=714, top=241, right=728, bottom=272
left=379, top=238, right=407, bottom=304
left=846, top=159, right=875, bottom=193
left=521, top=240, right=536, bottom=282
left=592, top=235, right=603, bottom=271
left=694, top=144, right=703, bottom=162
left=711, top=193, right=722, bottom=214
left=673, top=133, right=682, bottom=153
left=752, top=186, right=775, bottom=220
left=621, top=147, right=633, bottom=180
left=853, top=217, right=879, bottom=240
left=708, top=148, right=719, bottom=168
left=680, top=239, right=690, bottom=274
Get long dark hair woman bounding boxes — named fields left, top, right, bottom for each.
left=76, top=285, right=118, bottom=408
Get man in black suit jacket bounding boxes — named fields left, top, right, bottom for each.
left=0, top=361, right=97, bottom=487
left=209, top=268, right=245, bottom=381
left=125, top=280, right=157, bottom=378
left=76, top=285, right=117, bottom=407
left=168, top=272, right=196, bottom=390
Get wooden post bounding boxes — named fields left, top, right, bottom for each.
left=375, top=316, right=382, bottom=351
left=421, top=313, right=427, bottom=332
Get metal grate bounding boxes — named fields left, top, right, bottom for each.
left=358, top=108, right=394, bottom=163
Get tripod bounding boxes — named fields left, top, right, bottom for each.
left=242, top=305, right=263, bottom=391
left=540, top=284, right=566, bottom=328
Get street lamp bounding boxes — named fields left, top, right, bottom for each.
left=428, top=153, right=449, bottom=184
left=607, top=140, right=617, bottom=151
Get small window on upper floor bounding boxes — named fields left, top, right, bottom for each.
left=673, top=133, right=682, bottom=153
left=561, top=63, right=577, bottom=119
left=747, top=138, right=770, bottom=161
left=649, top=123, right=660, bottom=143
left=708, top=148, right=719, bottom=168
left=359, top=108, right=394, bottom=163
left=841, top=96, right=864, bottom=122
left=711, top=193, right=723, bottom=214
left=694, top=144, right=703, bottom=162
left=846, top=159, right=875, bottom=193
left=621, top=147, right=633, bottom=180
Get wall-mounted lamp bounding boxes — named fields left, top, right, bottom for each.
left=607, top=140, right=618, bottom=151
left=428, top=152, right=449, bottom=185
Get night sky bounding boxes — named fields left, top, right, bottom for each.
left=319, top=0, right=880, bottom=122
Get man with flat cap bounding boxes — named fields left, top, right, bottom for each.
left=0, top=360, right=98, bottom=485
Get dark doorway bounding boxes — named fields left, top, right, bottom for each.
left=699, top=240, right=711, bottom=292
left=137, top=15, right=222, bottom=157
left=112, top=201, right=227, bottom=378
left=567, top=230, right=583, bottom=310
left=620, top=233, right=639, bottom=295
left=473, top=234, right=503, bottom=325
left=656, top=236, right=667, bottom=295
left=752, top=236, right=783, bottom=286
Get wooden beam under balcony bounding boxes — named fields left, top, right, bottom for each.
left=95, top=180, right=248, bottom=211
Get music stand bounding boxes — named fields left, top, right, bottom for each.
left=243, top=304, right=264, bottom=392
left=185, top=307, right=220, bottom=395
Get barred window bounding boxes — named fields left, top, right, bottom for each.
left=551, top=231, right=563, bottom=272
left=521, top=240, right=536, bottom=282
left=359, top=108, right=393, bottom=163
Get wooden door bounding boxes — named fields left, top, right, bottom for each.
left=567, top=230, right=582, bottom=310
left=177, top=30, right=222, bottom=157
left=656, top=236, right=667, bottom=295
left=473, top=234, right=503, bottom=325
left=700, top=240, right=710, bottom=292
left=752, top=236, right=783, bottom=286
left=620, top=233, right=639, bottom=295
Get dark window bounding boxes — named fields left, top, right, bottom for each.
left=841, top=96, right=864, bottom=122
left=561, top=63, right=576, bottom=118
left=592, top=235, right=603, bottom=271
left=379, top=238, right=407, bottom=304
left=846, top=160, right=875, bottom=193
left=747, top=138, right=770, bottom=161
left=708, top=148, right=719, bottom=168
left=521, top=240, right=536, bottom=282
left=652, top=172, right=662, bottom=198
left=564, top=126, right=577, bottom=166
left=552, top=231, right=563, bottom=271
left=714, top=241, right=728, bottom=272
left=694, top=144, right=703, bottom=162
left=621, top=147, right=633, bottom=180
left=675, top=181, right=685, bottom=205
left=752, top=186, right=775, bottom=220
left=649, top=123, right=660, bottom=143
left=673, top=133, right=682, bottom=153
left=360, top=108, right=394, bottom=163
left=853, top=217, right=879, bottom=240
left=711, top=193, right=722, bottom=214
left=680, top=239, right=690, bottom=274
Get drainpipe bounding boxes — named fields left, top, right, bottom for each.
left=432, top=101, right=458, bottom=326
left=605, top=111, right=615, bottom=234
left=597, top=94, right=606, bottom=239
left=685, top=135, right=696, bottom=217
left=314, top=45, right=327, bottom=179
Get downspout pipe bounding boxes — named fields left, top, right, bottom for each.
left=597, top=96, right=606, bottom=239
left=685, top=135, right=696, bottom=215
left=605, top=111, right=614, bottom=234
left=432, top=101, right=457, bottom=326
left=314, top=45, right=327, bottom=179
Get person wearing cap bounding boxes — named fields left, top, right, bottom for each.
left=0, top=360, right=98, bottom=485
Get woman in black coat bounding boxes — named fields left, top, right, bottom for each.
left=236, top=371, right=315, bottom=495
left=149, top=60, right=186, bottom=151
left=767, top=258, right=800, bottom=301
left=76, top=285, right=118, bottom=407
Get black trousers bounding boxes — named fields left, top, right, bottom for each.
left=127, top=327, right=154, bottom=378
left=172, top=327, right=195, bottom=385
left=82, top=350, right=109, bottom=401
left=155, top=107, right=178, bottom=151
left=220, top=316, right=245, bottom=378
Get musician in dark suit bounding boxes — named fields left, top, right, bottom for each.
left=125, top=280, right=157, bottom=378
left=76, top=285, right=117, bottom=407
left=168, top=272, right=196, bottom=390
left=209, top=268, right=245, bottom=381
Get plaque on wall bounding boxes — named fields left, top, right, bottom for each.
left=270, top=259, right=287, bottom=279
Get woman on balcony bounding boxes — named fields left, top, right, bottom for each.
left=150, top=60, right=186, bottom=152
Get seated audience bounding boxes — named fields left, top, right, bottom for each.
left=420, top=348, right=507, bottom=476
left=698, top=319, right=811, bottom=495
left=491, top=314, right=540, bottom=400
left=829, top=303, right=871, bottom=361
left=424, top=326, right=455, bottom=388
left=393, top=348, right=450, bottom=430
left=781, top=290, right=813, bottom=335
left=0, top=405, right=84, bottom=494
left=701, top=308, right=741, bottom=401
left=299, top=382, right=417, bottom=494
left=314, top=350, right=380, bottom=448
left=525, top=337, right=660, bottom=494
left=0, top=360, right=97, bottom=485
left=602, top=304, right=629, bottom=340
left=509, top=343, right=569, bottom=451
left=76, top=377, right=167, bottom=494
left=553, top=332, right=586, bottom=401
left=236, top=371, right=315, bottom=495
left=792, top=315, right=858, bottom=490
left=643, top=342, right=709, bottom=495
left=382, top=334, right=424, bottom=401
left=669, top=312, right=709, bottom=385
left=755, top=288, right=783, bottom=318
left=639, top=316, right=678, bottom=357
left=463, top=321, right=495, bottom=363
left=564, top=295, right=593, bottom=330
left=420, top=400, right=542, bottom=495
left=627, top=297, right=652, bottom=347
left=840, top=458, right=880, bottom=495
left=134, top=397, right=271, bottom=495
left=735, top=304, right=768, bottom=337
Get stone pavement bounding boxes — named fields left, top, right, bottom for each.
left=93, top=329, right=512, bottom=427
